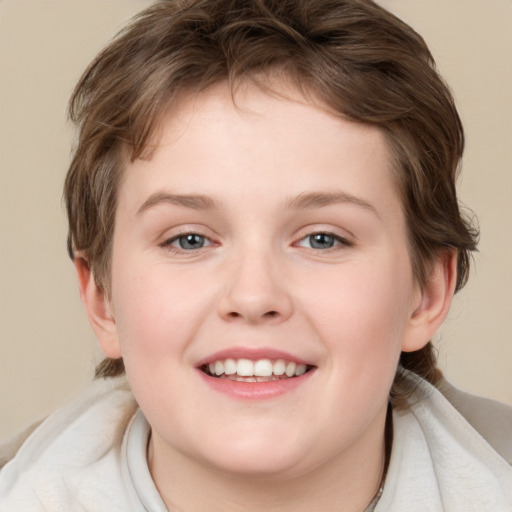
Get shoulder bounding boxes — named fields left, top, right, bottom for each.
left=0, top=419, right=45, bottom=470
left=0, top=376, right=138, bottom=510
left=436, top=377, right=512, bottom=464
left=377, top=373, right=512, bottom=510
left=0, top=375, right=135, bottom=467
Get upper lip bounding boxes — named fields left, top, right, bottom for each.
left=195, top=347, right=314, bottom=367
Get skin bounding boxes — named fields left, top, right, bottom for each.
left=76, top=80, right=456, bottom=511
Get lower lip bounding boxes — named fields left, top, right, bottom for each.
left=197, top=369, right=315, bottom=400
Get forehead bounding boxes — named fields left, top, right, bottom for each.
left=118, top=80, right=401, bottom=219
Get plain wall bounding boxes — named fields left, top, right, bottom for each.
left=0, top=0, right=511, bottom=444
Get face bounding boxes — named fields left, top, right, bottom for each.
left=101, top=81, right=428, bottom=479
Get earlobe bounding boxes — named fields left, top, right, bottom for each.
left=402, top=250, right=458, bottom=353
left=74, top=255, right=122, bottom=359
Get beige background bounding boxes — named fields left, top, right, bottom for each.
left=0, top=0, right=511, bottom=444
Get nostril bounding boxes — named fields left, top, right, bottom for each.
left=225, top=310, right=278, bottom=321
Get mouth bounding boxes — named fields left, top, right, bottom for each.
left=200, top=358, right=314, bottom=382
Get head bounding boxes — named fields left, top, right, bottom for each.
left=64, top=0, right=478, bottom=407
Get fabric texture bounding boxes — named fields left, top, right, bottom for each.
left=1, top=373, right=511, bottom=511
left=375, top=373, right=512, bottom=511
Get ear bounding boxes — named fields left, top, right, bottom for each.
left=74, top=255, right=122, bottom=359
left=402, top=250, right=458, bottom=352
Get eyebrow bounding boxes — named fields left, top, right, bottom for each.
left=136, top=192, right=218, bottom=215
left=285, top=191, right=378, bottom=216
left=136, top=190, right=378, bottom=216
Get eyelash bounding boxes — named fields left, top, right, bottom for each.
left=161, top=232, right=213, bottom=253
left=296, top=231, right=353, bottom=251
left=161, top=230, right=352, bottom=254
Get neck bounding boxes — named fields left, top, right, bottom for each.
left=148, top=406, right=390, bottom=512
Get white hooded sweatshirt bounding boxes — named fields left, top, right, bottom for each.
left=1, top=373, right=511, bottom=511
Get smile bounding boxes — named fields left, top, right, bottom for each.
left=201, top=358, right=313, bottom=382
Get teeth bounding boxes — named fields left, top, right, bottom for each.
left=214, top=360, right=224, bottom=376
left=254, top=359, right=273, bottom=377
left=224, top=358, right=237, bottom=375
left=273, top=359, right=286, bottom=376
left=285, top=362, right=296, bottom=377
left=237, top=359, right=254, bottom=377
left=204, top=358, right=310, bottom=379
left=295, top=364, right=307, bottom=376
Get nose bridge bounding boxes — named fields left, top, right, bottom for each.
left=218, top=239, right=293, bottom=324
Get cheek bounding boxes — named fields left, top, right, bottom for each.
left=279, top=262, right=411, bottom=456
left=300, top=256, right=414, bottom=365
left=111, top=262, right=212, bottom=364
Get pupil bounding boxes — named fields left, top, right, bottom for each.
left=310, top=234, right=334, bottom=249
left=180, top=234, right=204, bottom=249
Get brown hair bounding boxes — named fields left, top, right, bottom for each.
left=64, top=0, right=478, bottom=405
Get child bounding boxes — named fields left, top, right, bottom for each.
left=1, top=0, right=511, bottom=510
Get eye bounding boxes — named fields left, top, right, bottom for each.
left=165, top=233, right=212, bottom=250
left=297, top=232, right=350, bottom=250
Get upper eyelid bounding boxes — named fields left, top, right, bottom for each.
left=296, top=232, right=352, bottom=248
left=160, top=225, right=216, bottom=241
left=294, top=220, right=357, bottom=240
left=296, top=228, right=352, bottom=243
left=300, top=230, right=346, bottom=239
left=158, top=226, right=353, bottom=247
left=163, top=231, right=213, bottom=245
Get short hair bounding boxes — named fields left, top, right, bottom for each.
left=64, top=0, right=478, bottom=406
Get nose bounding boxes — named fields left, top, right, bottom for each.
left=217, top=248, right=293, bottom=325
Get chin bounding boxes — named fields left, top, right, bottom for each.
left=194, top=430, right=316, bottom=480
left=207, top=452, right=308, bottom=480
